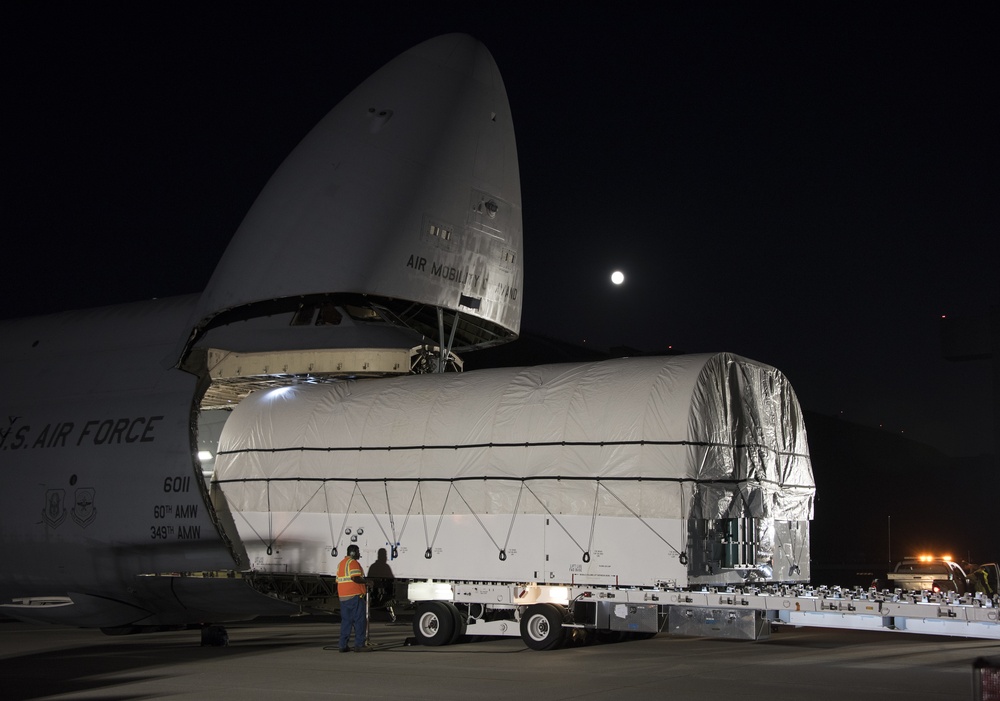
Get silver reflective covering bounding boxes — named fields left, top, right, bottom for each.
left=216, top=354, right=814, bottom=585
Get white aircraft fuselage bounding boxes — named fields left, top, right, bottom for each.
left=0, top=33, right=522, bottom=629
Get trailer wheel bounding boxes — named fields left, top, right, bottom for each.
left=413, top=601, right=456, bottom=646
left=520, top=604, right=566, bottom=651
left=595, top=629, right=626, bottom=644
left=447, top=602, right=467, bottom=644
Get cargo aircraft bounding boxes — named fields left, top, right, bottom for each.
left=0, top=33, right=522, bottom=634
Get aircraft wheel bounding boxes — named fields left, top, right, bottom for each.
left=200, top=624, right=229, bottom=647
left=413, top=601, right=456, bottom=646
left=520, top=603, right=566, bottom=651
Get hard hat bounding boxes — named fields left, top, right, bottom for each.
left=347, top=544, right=361, bottom=559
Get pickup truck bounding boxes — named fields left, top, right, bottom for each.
left=886, top=557, right=999, bottom=596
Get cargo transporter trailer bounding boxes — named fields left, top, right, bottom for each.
left=213, top=354, right=1000, bottom=649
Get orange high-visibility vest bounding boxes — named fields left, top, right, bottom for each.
left=337, top=557, right=366, bottom=599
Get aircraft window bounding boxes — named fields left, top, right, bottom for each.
left=316, top=304, right=343, bottom=325
left=343, top=305, right=381, bottom=322
left=291, top=305, right=317, bottom=326
left=428, top=224, right=452, bottom=240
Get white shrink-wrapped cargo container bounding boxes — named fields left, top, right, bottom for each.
left=215, top=353, right=814, bottom=591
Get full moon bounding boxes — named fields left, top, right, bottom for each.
left=611, top=270, right=625, bottom=285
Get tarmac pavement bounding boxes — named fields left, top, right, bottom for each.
left=1, top=614, right=998, bottom=700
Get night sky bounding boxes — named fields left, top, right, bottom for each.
left=3, top=5, right=997, bottom=457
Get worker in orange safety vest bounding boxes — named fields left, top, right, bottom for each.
left=337, top=544, right=368, bottom=652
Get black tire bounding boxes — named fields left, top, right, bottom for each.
left=519, top=604, right=567, bottom=651
left=629, top=631, right=658, bottom=641
left=413, top=601, right=456, bottom=646
left=595, top=629, right=627, bottom=644
left=447, top=602, right=467, bottom=644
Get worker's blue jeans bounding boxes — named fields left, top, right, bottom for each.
left=339, top=595, right=367, bottom=650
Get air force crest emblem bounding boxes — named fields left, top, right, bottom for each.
left=43, top=489, right=67, bottom=528
left=71, top=488, right=97, bottom=528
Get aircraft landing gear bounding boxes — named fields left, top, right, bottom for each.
left=200, top=624, right=229, bottom=647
